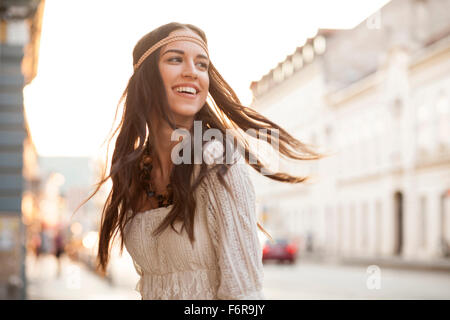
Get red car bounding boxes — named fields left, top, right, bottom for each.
left=262, top=238, right=298, bottom=264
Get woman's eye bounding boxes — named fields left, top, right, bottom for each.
left=168, top=57, right=182, bottom=63
left=167, top=57, right=208, bottom=69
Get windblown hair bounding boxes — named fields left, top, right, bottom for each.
left=78, top=22, right=327, bottom=275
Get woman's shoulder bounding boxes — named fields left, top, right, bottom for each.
left=201, top=140, right=252, bottom=192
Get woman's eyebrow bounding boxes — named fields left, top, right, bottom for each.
left=161, top=49, right=208, bottom=60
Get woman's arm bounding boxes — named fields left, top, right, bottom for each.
left=203, top=144, right=265, bottom=300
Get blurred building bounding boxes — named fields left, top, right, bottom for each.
left=38, top=156, right=101, bottom=239
left=250, top=0, right=450, bottom=261
left=21, top=155, right=105, bottom=280
left=0, top=0, right=45, bottom=299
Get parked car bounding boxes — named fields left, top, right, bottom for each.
left=262, top=238, right=298, bottom=264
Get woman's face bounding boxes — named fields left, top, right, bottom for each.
left=158, top=29, right=210, bottom=128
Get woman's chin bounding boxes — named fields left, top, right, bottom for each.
left=170, top=113, right=197, bottom=128
left=171, top=106, right=203, bottom=119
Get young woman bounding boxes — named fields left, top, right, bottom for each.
left=81, top=22, right=325, bottom=300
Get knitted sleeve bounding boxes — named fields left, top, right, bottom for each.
left=202, top=142, right=265, bottom=300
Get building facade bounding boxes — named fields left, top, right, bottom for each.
left=0, top=0, right=44, bottom=299
left=250, top=0, right=450, bottom=261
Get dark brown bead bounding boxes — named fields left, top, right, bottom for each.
left=143, top=156, right=153, bottom=165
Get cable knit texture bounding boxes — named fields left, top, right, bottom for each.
left=123, top=141, right=265, bottom=300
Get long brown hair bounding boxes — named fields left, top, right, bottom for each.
left=77, top=22, right=327, bottom=275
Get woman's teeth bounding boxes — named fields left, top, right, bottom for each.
left=175, top=87, right=196, bottom=95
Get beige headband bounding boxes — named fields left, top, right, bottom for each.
left=134, top=34, right=209, bottom=71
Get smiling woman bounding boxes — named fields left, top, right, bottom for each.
left=157, top=30, right=210, bottom=125
left=77, top=22, right=326, bottom=300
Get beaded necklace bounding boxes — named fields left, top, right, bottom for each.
left=139, top=142, right=174, bottom=208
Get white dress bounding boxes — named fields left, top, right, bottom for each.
left=123, top=142, right=265, bottom=300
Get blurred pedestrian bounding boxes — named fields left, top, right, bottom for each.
left=79, top=22, right=325, bottom=300
left=30, top=231, right=42, bottom=268
left=39, top=225, right=50, bottom=255
left=53, top=229, right=65, bottom=278
left=306, top=232, right=314, bottom=252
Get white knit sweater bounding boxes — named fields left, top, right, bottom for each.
left=123, top=141, right=265, bottom=300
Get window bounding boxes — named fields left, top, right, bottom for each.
left=350, top=204, right=356, bottom=252
left=417, top=102, right=433, bottom=153
left=273, top=65, right=284, bottom=83
left=313, top=36, right=326, bottom=55
left=302, top=44, right=314, bottom=64
left=362, top=202, right=369, bottom=250
left=436, top=92, right=450, bottom=148
left=419, top=196, right=427, bottom=249
left=292, top=51, right=303, bottom=70
left=375, top=200, right=382, bottom=254
left=282, top=60, right=294, bottom=78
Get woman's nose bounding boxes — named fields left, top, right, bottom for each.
left=182, top=61, right=198, bottom=79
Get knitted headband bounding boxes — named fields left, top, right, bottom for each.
left=134, top=33, right=209, bottom=71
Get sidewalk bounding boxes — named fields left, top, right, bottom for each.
left=338, top=256, right=450, bottom=273
left=25, top=253, right=140, bottom=300
left=299, top=252, right=450, bottom=273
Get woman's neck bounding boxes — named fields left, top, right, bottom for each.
left=152, top=118, right=193, bottom=179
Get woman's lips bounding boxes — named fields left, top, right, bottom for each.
left=173, top=89, right=198, bottom=99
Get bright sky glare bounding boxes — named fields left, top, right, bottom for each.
left=23, top=0, right=390, bottom=158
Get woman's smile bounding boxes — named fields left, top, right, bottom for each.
left=172, top=84, right=200, bottom=99
left=173, top=89, right=198, bottom=99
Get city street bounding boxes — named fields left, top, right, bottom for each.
left=262, top=260, right=450, bottom=300
left=26, top=253, right=140, bottom=300
left=25, top=252, right=450, bottom=300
